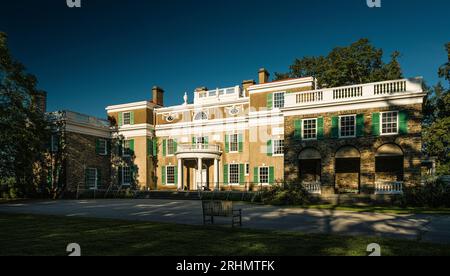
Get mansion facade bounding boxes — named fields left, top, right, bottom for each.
left=49, top=69, right=426, bottom=196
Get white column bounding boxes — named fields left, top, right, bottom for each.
left=214, top=158, right=219, bottom=190
left=177, top=158, right=183, bottom=190
left=197, top=158, right=203, bottom=190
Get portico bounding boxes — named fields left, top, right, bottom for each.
left=175, top=144, right=222, bottom=191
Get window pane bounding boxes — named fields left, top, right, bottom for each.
left=166, top=166, right=175, bottom=184
left=230, top=134, right=238, bottom=152
left=273, top=140, right=284, bottom=155
left=98, top=139, right=107, bottom=154
left=86, top=168, right=97, bottom=189
left=340, top=115, right=356, bottom=137
left=382, top=112, right=398, bottom=134
left=303, top=119, right=317, bottom=140
left=123, top=112, right=131, bottom=125
left=259, top=167, right=269, bottom=184
left=273, top=92, right=285, bottom=108
left=167, top=139, right=174, bottom=155
left=229, top=164, right=239, bottom=184
left=123, top=167, right=131, bottom=185
left=123, top=140, right=131, bottom=156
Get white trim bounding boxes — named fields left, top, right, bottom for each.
left=228, top=133, right=239, bottom=153
left=122, top=112, right=132, bottom=126
left=98, top=139, right=108, bottom=156
left=302, top=118, right=318, bottom=141
left=106, top=101, right=156, bottom=113
left=380, top=111, right=399, bottom=136
left=86, top=168, right=98, bottom=190
left=338, top=115, right=357, bottom=139
left=272, top=91, right=286, bottom=109
left=121, top=166, right=132, bottom=186
left=272, top=139, right=285, bottom=157
left=166, top=138, right=175, bottom=157
left=248, top=77, right=315, bottom=93
left=165, top=165, right=176, bottom=185
left=228, top=163, right=240, bottom=185
left=156, top=98, right=249, bottom=113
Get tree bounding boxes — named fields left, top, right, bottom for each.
left=275, top=38, right=403, bottom=88
left=423, top=43, right=450, bottom=175
left=0, top=32, right=50, bottom=198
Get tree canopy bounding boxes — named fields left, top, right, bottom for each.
left=275, top=38, right=403, bottom=88
left=423, top=43, right=450, bottom=175
left=0, top=32, right=50, bottom=197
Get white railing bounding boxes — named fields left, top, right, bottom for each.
left=194, top=86, right=241, bottom=104
left=176, top=143, right=221, bottom=153
left=375, top=181, right=404, bottom=195
left=302, top=182, right=322, bottom=194
left=286, top=78, right=423, bottom=108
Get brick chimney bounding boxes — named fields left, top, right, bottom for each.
left=31, top=91, right=47, bottom=113
left=242, top=80, right=255, bottom=97
left=258, top=68, right=270, bottom=84
left=152, top=86, right=164, bottom=106
left=195, top=87, right=208, bottom=93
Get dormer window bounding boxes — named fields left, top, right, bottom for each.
left=194, top=112, right=208, bottom=121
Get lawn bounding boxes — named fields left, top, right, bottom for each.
left=298, top=205, right=450, bottom=215
left=0, top=213, right=449, bottom=256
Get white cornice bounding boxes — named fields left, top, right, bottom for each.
left=106, top=101, right=157, bottom=113
left=155, top=98, right=250, bottom=114
left=248, top=77, right=315, bottom=93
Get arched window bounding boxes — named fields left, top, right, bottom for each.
left=194, top=112, right=208, bottom=121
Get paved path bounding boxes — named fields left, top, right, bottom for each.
left=1, top=199, right=449, bottom=244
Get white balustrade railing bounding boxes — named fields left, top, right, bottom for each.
left=177, top=143, right=221, bottom=153
left=285, top=78, right=423, bottom=108
left=375, top=181, right=404, bottom=195
left=302, top=182, right=322, bottom=194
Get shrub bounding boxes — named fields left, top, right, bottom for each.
left=260, top=181, right=316, bottom=206
left=402, top=178, right=450, bottom=208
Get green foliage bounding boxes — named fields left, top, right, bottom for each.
left=0, top=32, right=50, bottom=198
left=423, top=43, right=450, bottom=175
left=275, top=38, right=403, bottom=88
left=260, top=181, right=317, bottom=206
left=401, top=179, right=450, bottom=208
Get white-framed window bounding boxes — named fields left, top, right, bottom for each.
left=273, top=92, right=285, bottom=108
left=86, top=168, right=98, bottom=190
left=122, top=166, right=131, bottom=186
left=245, top=163, right=250, bottom=176
left=194, top=137, right=206, bottom=145
left=273, top=140, right=284, bottom=156
left=98, top=139, right=107, bottom=155
left=229, top=134, right=239, bottom=153
left=167, top=139, right=175, bottom=156
left=381, top=111, right=399, bottom=135
left=166, top=166, right=175, bottom=185
left=123, top=140, right=132, bottom=157
left=259, top=167, right=269, bottom=185
left=229, top=164, right=240, bottom=185
left=302, top=119, right=317, bottom=140
left=339, top=115, right=356, bottom=138
left=123, top=112, right=131, bottom=125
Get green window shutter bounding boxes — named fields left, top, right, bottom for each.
left=162, top=139, right=167, bottom=156
left=192, top=137, right=196, bottom=145
left=153, top=139, right=158, bottom=156
left=205, top=137, right=209, bottom=145
left=129, top=139, right=135, bottom=155
left=95, top=139, right=100, bottom=154
left=238, top=134, right=243, bottom=153
left=162, top=166, right=166, bottom=185
left=118, top=167, right=123, bottom=185
left=130, top=112, right=135, bottom=125
left=118, top=112, right=123, bottom=126
left=267, top=93, right=273, bottom=110
left=225, top=135, right=229, bottom=153
left=317, top=117, right=324, bottom=140
left=239, top=164, right=245, bottom=185
left=372, top=113, right=381, bottom=136
left=331, top=116, right=339, bottom=139
left=294, top=120, right=302, bottom=140
left=223, top=164, right=229, bottom=185
left=97, top=169, right=102, bottom=188
left=174, top=166, right=178, bottom=185
left=267, top=140, right=273, bottom=156
left=356, top=114, right=365, bottom=137
left=399, top=111, right=409, bottom=135
left=269, top=167, right=275, bottom=184
left=253, top=167, right=259, bottom=184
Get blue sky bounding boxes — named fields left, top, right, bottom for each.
left=0, top=0, right=449, bottom=118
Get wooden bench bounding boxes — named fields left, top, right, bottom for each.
left=202, top=200, right=242, bottom=227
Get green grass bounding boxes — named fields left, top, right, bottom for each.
left=0, top=213, right=449, bottom=256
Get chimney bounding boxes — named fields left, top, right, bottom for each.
left=152, top=86, right=164, bottom=106
left=242, top=80, right=255, bottom=97
left=195, top=87, right=208, bottom=93
left=258, top=68, right=270, bottom=84
left=31, top=91, right=47, bottom=113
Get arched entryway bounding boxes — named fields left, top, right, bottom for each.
left=335, top=146, right=361, bottom=194
left=298, top=148, right=321, bottom=184
left=375, top=143, right=404, bottom=183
